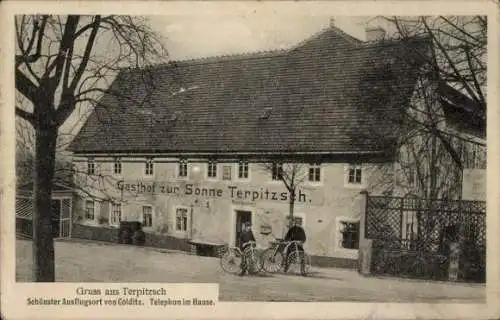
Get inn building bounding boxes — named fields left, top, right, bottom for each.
left=68, top=23, right=486, bottom=266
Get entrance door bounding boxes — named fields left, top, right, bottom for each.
left=235, top=210, right=252, bottom=247
left=51, top=199, right=61, bottom=238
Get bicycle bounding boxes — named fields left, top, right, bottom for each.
left=260, top=236, right=311, bottom=275
left=259, top=236, right=286, bottom=273
left=220, top=241, right=261, bottom=275
left=283, top=240, right=311, bottom=275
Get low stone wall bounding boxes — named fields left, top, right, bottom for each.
left=71, top=224, right=118, bottom=243
left=144, top=232, right=191, bottom=252
left=71, top=224, right=190, bottom=252
left=310, top=255, right=358, bottom=269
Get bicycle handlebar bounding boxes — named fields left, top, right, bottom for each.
left=241, top=241, right=257, bottom=248
left=269, top=235, right=303, bottom=244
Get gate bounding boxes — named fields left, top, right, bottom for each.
left=59, top=198, right=72, bottom=238
left=16, top=196, right=72, bottom=239
left=364, top=195, right=486, bottom=283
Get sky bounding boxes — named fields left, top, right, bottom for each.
left=147, top=15, right=391, bottom=60
left=56, top=14, right=394, bottom=138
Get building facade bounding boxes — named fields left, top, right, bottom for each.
left=68, top=22, right=485, bottom=265
left=72, top=154, right=391, bottom=261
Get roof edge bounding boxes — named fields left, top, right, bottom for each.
left=124, top=49, right=287, bottom=72
left=70, top=150, right=389, bottom=157
left=288, top=25, right=363, bottom=52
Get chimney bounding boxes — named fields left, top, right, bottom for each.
left=329, top=17, right=336, bottom=28
left=365, top=27, right=386, bottom=42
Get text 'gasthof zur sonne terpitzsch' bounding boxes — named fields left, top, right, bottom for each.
left=117, top=181, right=308, bottom=203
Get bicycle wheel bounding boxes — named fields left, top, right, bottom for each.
left=220, top=248, right=243, bottom=274
left=286, top=250, right=310, bottom=275
left=246, top=248, right=261, bottom=275
left=303, top=252, right=312, bottom=273
left=260, top=248, right=284, bottom=273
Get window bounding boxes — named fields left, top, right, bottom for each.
left=348, top=164, right=362, bottom=184
left=145, top=157, right=154, bottom=176
left=272, top=162, right=283, bottom=180
left=308, top=163, right=321, bottom=182
left=85, top=200, right=95, bottom=220
left=285, top=215, right=304, bottom=227
left=114, top=157, right=122, bottom=175
left=178, top=159, right=188, bottom=178
left=402, top=211, right=418, bottom=249
left=175, top=207, right=188, bottom=232
left=142, top=206, right=153, bottom=228
left=463, top=143, right=485, bottom=169
left=238, top=161, right=249, bottom=179
left=472, top=148, right=477, bottom=168
left=478, top=148, right=487, bottom=169
left=222, top=165, right=232, bottom=181
left=110, top=203, right=122, bottom=226
left=339, top=221, right=360, bottom=249
left=87, top=158, right=95, bottom=175
left=207, top=160, right=217, bottom=179
left=408, top=168, right=416, bottom=187
left=461, top=142, right=468, bottom=168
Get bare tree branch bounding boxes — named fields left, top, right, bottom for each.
left=15, top=107, right=36, bottom=125
left=15, top=14, right=169, bottom=282
left=15, top=69, right=38, bottom=102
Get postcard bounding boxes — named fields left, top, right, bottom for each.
left=1, top=1, right=498, bottom=319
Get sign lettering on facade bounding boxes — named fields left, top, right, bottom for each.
left=116, top=181, right=311, bottom=203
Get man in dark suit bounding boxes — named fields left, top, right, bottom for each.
left=239, top=222, right=256, bottom=276
left=283, top=220, right=307, bottom=276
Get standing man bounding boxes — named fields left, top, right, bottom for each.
left=239, top=222, right=256, bottom=276
left=283, top=219, right=307, bottom=276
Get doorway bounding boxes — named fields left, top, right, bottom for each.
left=235, top=210, right=252, bottom=247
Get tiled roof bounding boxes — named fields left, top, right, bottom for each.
left=439, top=83, right=486, bottom=138
left=69, top=27, right=429, bottom=155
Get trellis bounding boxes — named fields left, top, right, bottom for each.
left=365, top=195, right=486, bottom=283
left=15, top=195, right=72, bottom=239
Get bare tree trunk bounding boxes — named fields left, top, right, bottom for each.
left=32, top=123, right=57, bottom=282
left=288, top=190, right=296, bottom=228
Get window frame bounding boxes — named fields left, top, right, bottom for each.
left=84, top=199, right=95, bottom=221
left=110, top=202, right=122, bottom=227
left=271, top=162, right=283, bottom=181
left=345, top=163, right=364, bottom=188
left=177, top=158, right=188, bottom=179
left=407, top=167, right=416, bottom=187
left=87, top=158, right=95, bottom=175
left=174, top=205, right=190, bottom=233
left=222, top=164, right=233, bottom=181
left=113, top=157, right=122, bottom=176
left=237, top=160, right=250, bottom=180
left=142, top=205, right=154, bottom=229
left=335, top=217, right=361, bottom=253
left=308, top=163, right=322, bottom=184
left=144, top=157, right=154, bottom=177
left=207, top=159, right=218, bottom=180
left=284, top=212, right=306, bottom=229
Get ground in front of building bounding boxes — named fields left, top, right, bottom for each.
left=15, top=239, right=484, bottom=302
